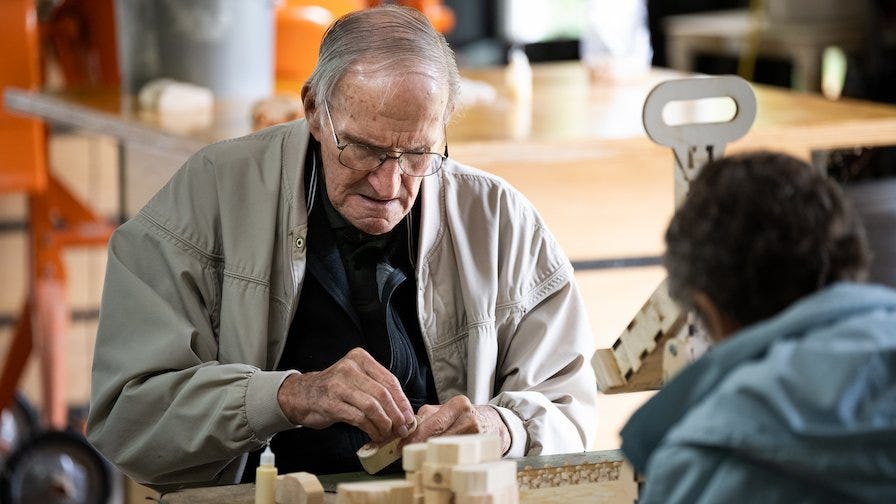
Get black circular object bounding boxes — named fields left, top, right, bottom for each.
left=0, top=430, right=111, bottom=504
left=0, top=393, right=39, bottom=468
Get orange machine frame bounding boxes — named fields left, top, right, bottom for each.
left=0, top=0, right=114, bottom=431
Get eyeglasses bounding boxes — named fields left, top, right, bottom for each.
left=324, top=101, right=448, bottom=177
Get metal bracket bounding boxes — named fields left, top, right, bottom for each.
left=593, top=76, right=756, bottom=393
left=642, top=75, right=756, bottom=205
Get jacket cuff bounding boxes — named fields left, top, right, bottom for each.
left=491, top=405, right=528, bottom=458
left=245, top=369, right=300, bottom=441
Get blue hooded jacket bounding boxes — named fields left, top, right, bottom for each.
left=622, top=282, right=896, bottom=503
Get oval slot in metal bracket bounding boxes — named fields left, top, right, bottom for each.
left=642, top=75, right=757, bottom=201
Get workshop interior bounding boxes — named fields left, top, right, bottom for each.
left=1, top=0, right=895, bottom=502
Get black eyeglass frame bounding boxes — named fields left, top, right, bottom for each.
left=323, top=101, right=449, bottom=177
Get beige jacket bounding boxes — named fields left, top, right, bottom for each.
left=87, top=120, right=597, bottom=490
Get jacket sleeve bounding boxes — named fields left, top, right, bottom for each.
left=86, top=165, right=296, bottom=491
left=429, top=166, right=599, bottom=458
left=489, top=262, right=599, bottom=457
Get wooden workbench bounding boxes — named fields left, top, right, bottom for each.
left=158, top=450, right=637, bottom=504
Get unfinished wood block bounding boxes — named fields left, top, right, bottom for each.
left=358, top=438, right=403, bottom=476
left=425, top=435, right=484, bottom=466
left=616, top=280, right=680, bottom=375
left=137, top=78, right=214, bottom=133
left=421, top=487, right=453, bottom=504
left=251, top=93, right=302, bottom=131
left=455, top=484, right=519, bottom=504
left=592, top=348, right=625, bottom=390
left=662, top=327, right=710, bottom=382
left=421, top=462, right=453, bottom=490
left=336, top=480, right=414, bottom=504
left=449, top=461, right=517, bottom=495
left=276, top=472, right=324, bottom=504
left=358, top=417, right=419, bottom=474
left=593, top=279, right=688, bottom=393
left=477, top=435, right=503, bottom=463
left=405, top=470, right=424, bottom=496
left=517, top=459, right=627, bottom=490
left=402, top=443, right=428, bottom=472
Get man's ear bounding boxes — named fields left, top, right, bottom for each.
left=301, top=83, right=321, bottom=141
left=692, top=291, right=739, bottom=342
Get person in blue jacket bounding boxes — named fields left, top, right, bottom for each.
left=621, top=151, right=896, bottom=503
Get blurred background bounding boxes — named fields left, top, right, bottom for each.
left=1, top=1, right=894, bottom=502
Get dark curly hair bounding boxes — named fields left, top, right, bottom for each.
left=664, top=151, right=871, bottom=327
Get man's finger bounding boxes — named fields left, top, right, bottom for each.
left=350, top=349, right=416, bottom=422
left=402, top=400, right=462, bottom=445
left=346, top=348, right=416, bottom=435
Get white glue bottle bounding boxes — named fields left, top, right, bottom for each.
left=255, top=444, right=277, bottom=504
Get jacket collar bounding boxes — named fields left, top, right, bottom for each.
left=417, top=165, right=445, bottom=276
left=280, top=119, right=311, bottom=232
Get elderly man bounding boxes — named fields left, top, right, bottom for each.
left=87, top=6, right=597, bottom=491
left=621, top=151, right=896, bottom=502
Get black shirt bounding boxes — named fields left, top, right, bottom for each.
left=243, top=141, right=437, bottom=478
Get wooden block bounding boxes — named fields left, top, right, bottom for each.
left=615, top=280, right=680, bottom=375
left=449, top=461, right=517, bottom=495
left=593, top=279, right=688, bottom=394
left=421, top=462, right=453, bottom=490
left=137, top=78, right=214, bottom=133
left=402, top=443, right=428, bottom=472
left=592, top=349, right=625, bottom=391
left=251, top=93, right=302, bottom=131
left=421, top=487, right=453, bottom=504
left=405, top=470, right=423, bottom=496
left=516, top=458, right=638, bottom=503
left=519, top=482, right=625, bottom=503
left=336, top=480, right=414, bottom=504
left=477, top=435, right=503, bottom=463
left=387, top=482, right=415, bottom=504
left=358, top=438, right=403, bottom=475
left=517, top=458, right=629, bottom=490
left=455, top=484, right=519, bottom=504
left=276, top=472, right=324, bottom=504
left=358, top=417, right=419, bottom=475
left=662, top=328, right=710, bottom=382
left=425, top=435, right=483, bottom=466
left=616, top=459, right=639, bottom=504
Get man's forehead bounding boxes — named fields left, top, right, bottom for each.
left=334, top=67, right=446, bottom=103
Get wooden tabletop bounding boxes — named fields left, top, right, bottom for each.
left=7, top=62, right=896, bottom=152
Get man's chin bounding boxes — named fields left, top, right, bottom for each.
left=350, top=216, right=401, bottom=236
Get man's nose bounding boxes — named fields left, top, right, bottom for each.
left=367, top=157, right=403, bottom=197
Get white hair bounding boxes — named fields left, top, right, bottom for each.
left=305, top=5, right=460, bottom=122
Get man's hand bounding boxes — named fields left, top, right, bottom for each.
left=401, top=395, right=512, bottom=454
left=277, top=348, right=416, bottom=444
